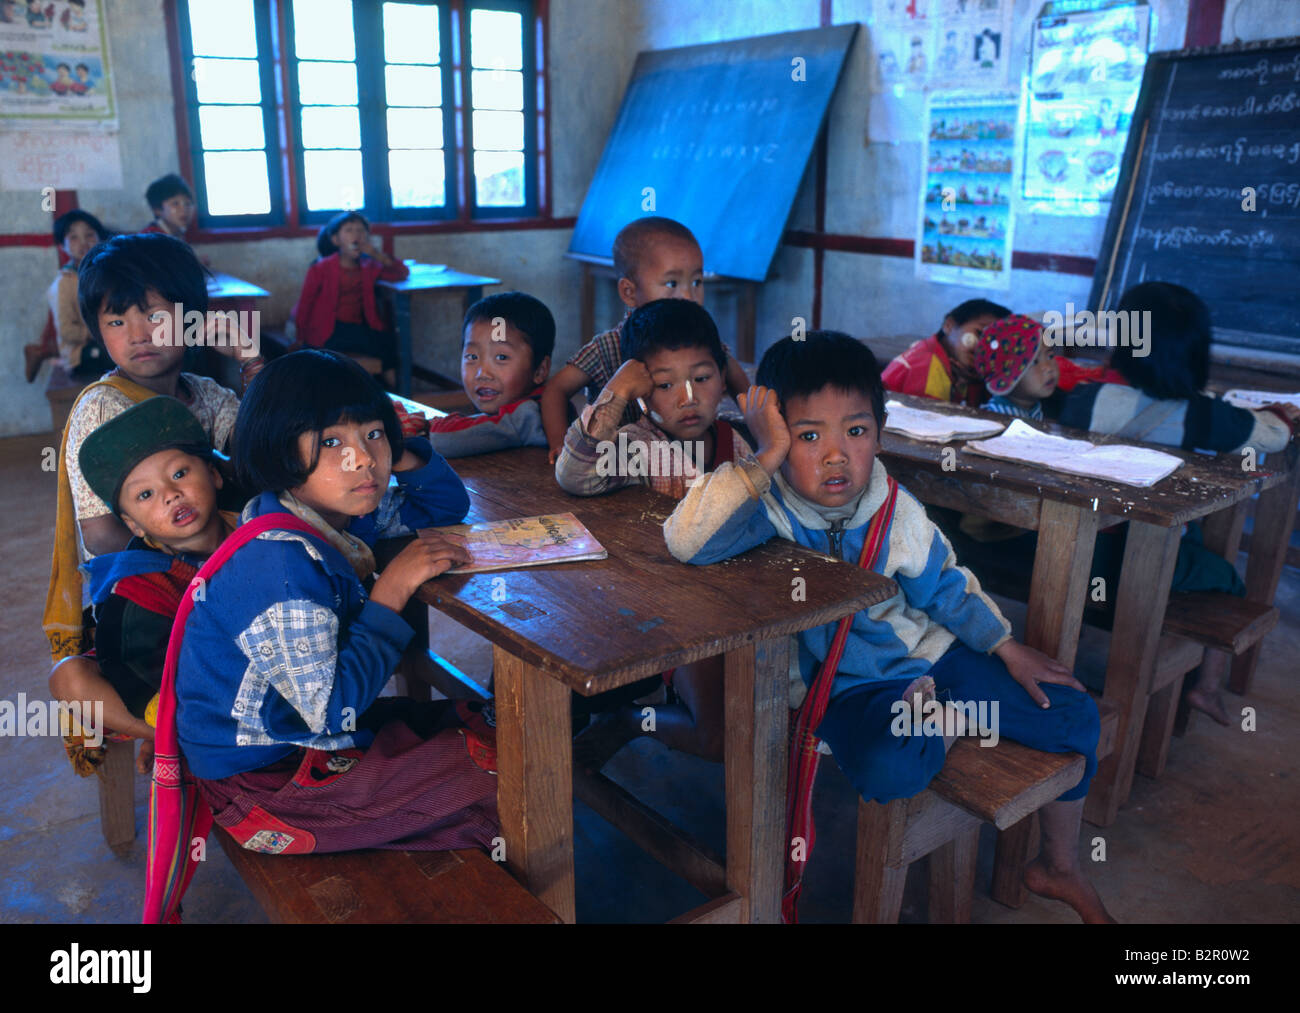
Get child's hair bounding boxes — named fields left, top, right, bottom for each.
left=234, top=349, right=404, bottom=494
left=1112, top=281, right=1210, bottom=400
left=940, top=298, right=1011, bottom=336
left=145, top=173, right=194, bottom=212
left=317, top=210, right=370, bottom=259
left=622, top=298, right=725, bottom=371
left=75, top=62, right=89, bottom=73
left=52, top=208, right=109, bottom=247
left=463, top=291, right=556, bottom=365
left=757, top=331, right=886, bottom=430
left=56, top=62, right=69, bottom=72
left=612, top=216, right=699, bottom=281
left=78, top=233, right=207, bottom=344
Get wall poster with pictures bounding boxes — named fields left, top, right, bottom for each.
left=917, top=91, right=1019, bottom=290
left=0, top=0, right=116, bottom=127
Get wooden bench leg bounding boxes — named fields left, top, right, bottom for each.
left=97, top=740, right=136, bottom=848
left=990, top=813, right=1037, bottom=909
left=1137, top=674, right=1184, bottom=779
left=928, top=824, right=979, bottom=923
left=853, top=798, right=908, bottom=924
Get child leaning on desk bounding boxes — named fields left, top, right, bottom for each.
left=664, top=332, right=1114, bottom=923
left=881, top=297, right=1010, bottom=408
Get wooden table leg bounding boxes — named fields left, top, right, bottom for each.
left=493, top=645, right=575, bottom=923
left=1084, top=521, right=1181, bottom=827
left=724, top=635, right=789, bottom=924
left=390, top=291, right=414, bottom=397
left=735, top=281, right=757, bottom=363
left=462, top=286, right=484, bottom=317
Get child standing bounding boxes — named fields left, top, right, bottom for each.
left=882, top=298, right=1010, bottom=406
left=666, top=332, right=1112, bottom=923
left=292, top=211, right=409, bottom=390
left=141, top=174, right=196, bottom=238
left=972, top=314, right=1060, bottom=420
left=47, top=208, right=111, bottom=379
left=539, top=216, right=750, bottom=461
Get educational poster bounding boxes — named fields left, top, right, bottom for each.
left=1023, top=3, right=1150, bottom=213
left=935, top=0, right=1013, bottom=88
left=0, top=0, right=116, bottom=127
left=0, top=127, right=121, bottom=188
left=872, top=0, right=936, bottom=90
left=917, top=93, right=1019, bottom=290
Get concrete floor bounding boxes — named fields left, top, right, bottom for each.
left=2, top=429, right=1296, bottom=923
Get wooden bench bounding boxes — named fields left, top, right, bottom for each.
left=46, top=361, right=89, bottom=434
left=1162, top=591, right=1280, bottom=698
left=216, top=832, right=560, bottom=924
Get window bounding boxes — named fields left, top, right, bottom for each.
left=172, top=0, right=540, bottom=229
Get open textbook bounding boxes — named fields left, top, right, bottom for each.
left=432, top=512, right=608, bottom=574
left=1221, top=389, right=1300, bottom=412
left=884, top=400, right=1005, bottom=442
left=964, top=419, right=1183, bottom=488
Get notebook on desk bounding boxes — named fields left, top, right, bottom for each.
left=964, top=419, right=1183, bottom=488
left=431, top=512, right=608, bottom=574
left=884, top=400, right=1005, bottom=443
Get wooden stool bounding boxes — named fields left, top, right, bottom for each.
left=1161, top=591, right=1280, bottom=698
left=853, top=738, right=1085, bottom=923
left=96, top=739, right=136, bottom=848
left=1133, top=633, right=1206, bottom=779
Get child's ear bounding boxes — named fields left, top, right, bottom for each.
left=617, top=276, right=639, bottom=309
left=940, top=314, right=956, bottom=338
left=532, top=354, right=551, bottom=386
left=120, top=512, right=147, bottom=540
left=208, top=462, right=223, bottom=491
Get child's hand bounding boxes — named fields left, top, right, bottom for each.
left=548, top=443, right=564, bottom=465
left=738, top=385, right=791, bottom=475
left=392, top=400, right=430, bottom=439
left=994, top=639, right=1085, bottom=708
left=370, top=531, right=472, bottom=613
left=205, top=310, right=260, bottom=361
left=608, top=359, right=655, bottom=404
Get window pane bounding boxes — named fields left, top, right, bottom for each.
left=188, top=0, right=257, bottom=58
left=384, top=2, right=439, bottom=65
left=470, top=9, right=523, bottom=69
left=193, top=58, right=261, bottom=104
left=304, top=149, right=365, bottom=210
left=470, top=69, right=522, bottom=111
left=472, top=110, right=523, bottom=151
left=385, top=64, right=441, bottom=107
left=203, top=151, right=271, bottom=215
left=301, top=106, right=361, bottom=149
left=293, top=0, right=356, bottom=62
left=474, top=149, right=524, bottom=207
left=387, top=107, right=443, bottom=149
left=298, top=61, right=358, bottom=105
left=389, top=149, right=446, bottom=208
left=198, top=105, right=265, bottom=150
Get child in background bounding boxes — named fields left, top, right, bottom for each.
left=141, top=174, right=196, bottom=239
left=665, top=332, right=1112, bottom=923
left=423, top=292, right=554, bottom=457
left=556, top=299, right=755, bottom=767
left=48, top=208, right=111, bottom=379
left=292, top=211, right=409, bottom=390
left=882, top=298, right=1010, bottom=406
left=50, top=397, right=236, bottom=773
left=972, top=314, right=1060, bottom=420
left=540, top=216, right=750, bottom=462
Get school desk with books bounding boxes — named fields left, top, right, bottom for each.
left=384, top=447, right=897, bottom=923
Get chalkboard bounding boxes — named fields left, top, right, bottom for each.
left=569, top=25, right=858, bottom=282
left=1090, top=38, right=1300, bottom=356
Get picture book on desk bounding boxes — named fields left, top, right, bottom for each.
left=431, top=512, right=608, bottom=574
left=964, top=419, right=1183, bottom=487
left=884, top=400, right=1005, bottom=442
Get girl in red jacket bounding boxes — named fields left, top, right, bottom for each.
left=292, top=211, right=409, bottom=389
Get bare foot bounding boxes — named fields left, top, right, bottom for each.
left=136, top=739, right=155, bottom=775
left=1185, top=685, right=1232, bottom=726
left=1025, top=858, right=1117, bottom=924
left=572, top=711, right=639, bottom=771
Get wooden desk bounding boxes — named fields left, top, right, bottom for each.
left=377, top=263, right=500, bottom=396
left=205, top=271, right=270, bottom=302
left=877, top=394, right=1296, bottom=827
left=411, top=448, right=897, bottom=922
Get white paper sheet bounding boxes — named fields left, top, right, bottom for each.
left=884, top=399, right=1005, bottom=442
left=1221, top=389, right=1300, bottom=411
left=964, top=418, right=1182, bottom=487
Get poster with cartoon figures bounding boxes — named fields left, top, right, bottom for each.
left=1023, top=3, right=1150, bottom=212
left=935, top=0, right=1012, bottom=88
left=917, top=93, right=1019, bottom=289
left=0, top=0, right=116, bottom=126
left=872, top=0, right=936, bottom=90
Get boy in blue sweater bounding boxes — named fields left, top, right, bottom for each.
left=664, top=332, right=1113, bottom=923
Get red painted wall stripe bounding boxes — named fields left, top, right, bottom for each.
left=1186, top=0, right=1226, bottom=47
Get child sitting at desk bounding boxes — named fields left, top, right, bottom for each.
left=972, top=314, right=1060, bottom=420
left=882, top=298, right=1010, bottom=407
left=540, top=216, right=750, bottom=461
left=141, top=173, right=196, bottom=239
left=556, top=298, right=754, bottom=766
left=48, top=209, right=112, bottom=379
left=292, top=211, right=409, bottom=391
left=664, top=332, right=1113, bottom=923
left=423, top=291, right=553, bottom=457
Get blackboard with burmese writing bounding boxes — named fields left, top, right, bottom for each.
left=569, top=25, right=858, bottom=282
left=1090, top=37, right=1300, bottom=356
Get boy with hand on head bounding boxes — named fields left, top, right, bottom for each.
left=420, top=292, right=554, bottom=458
left=540, top=216, right=750, bottom=462
left=972, top=314, right=1060, bottom=420
left=50, top=397, right=236, bottom=773
left=882, top=298, right=1010, bottom=407
left=665, top=332, right=1114, bottom=923
left=141, top=174, right=196, bottom=239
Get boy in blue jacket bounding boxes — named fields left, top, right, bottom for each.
left=664, top=332, right=1113, bottom=923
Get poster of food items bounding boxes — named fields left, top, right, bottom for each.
left=0, top=0, right=116, bottom=126
left=917, top=92, right=1018, bottom=290
left=1023, top=2, right=1150, bottom=212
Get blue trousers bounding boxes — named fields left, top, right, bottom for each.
left=816, top=644, right=1099, bottom=804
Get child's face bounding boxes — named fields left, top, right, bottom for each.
left=291, top=418, right=392, bottom=528
left=641, top=345, right=724, bottom=441
left=335, top=220, right=368, bottom=255
left=56, top=66, right=70, bottom=82
left=76, top=67, right=88, bottom=81
left=97, top=289, right=187, bottom=381
left=461, top=318, right=548, bottom=414
left=943, top=313, right=1001, bottom=371
left=1010, top=342, right=1058, bottom=402
left=779, top=386, right=880, bottom=510
left=61, top=220, right=98, bottom=262
left=157, top=194, right=195, bottom=233
left=118, top=449, right=223, bottom=554
left=622, top=237, right=704, bottom=308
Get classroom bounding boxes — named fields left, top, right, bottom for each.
left=1, top=0, right=1298, bottom=945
